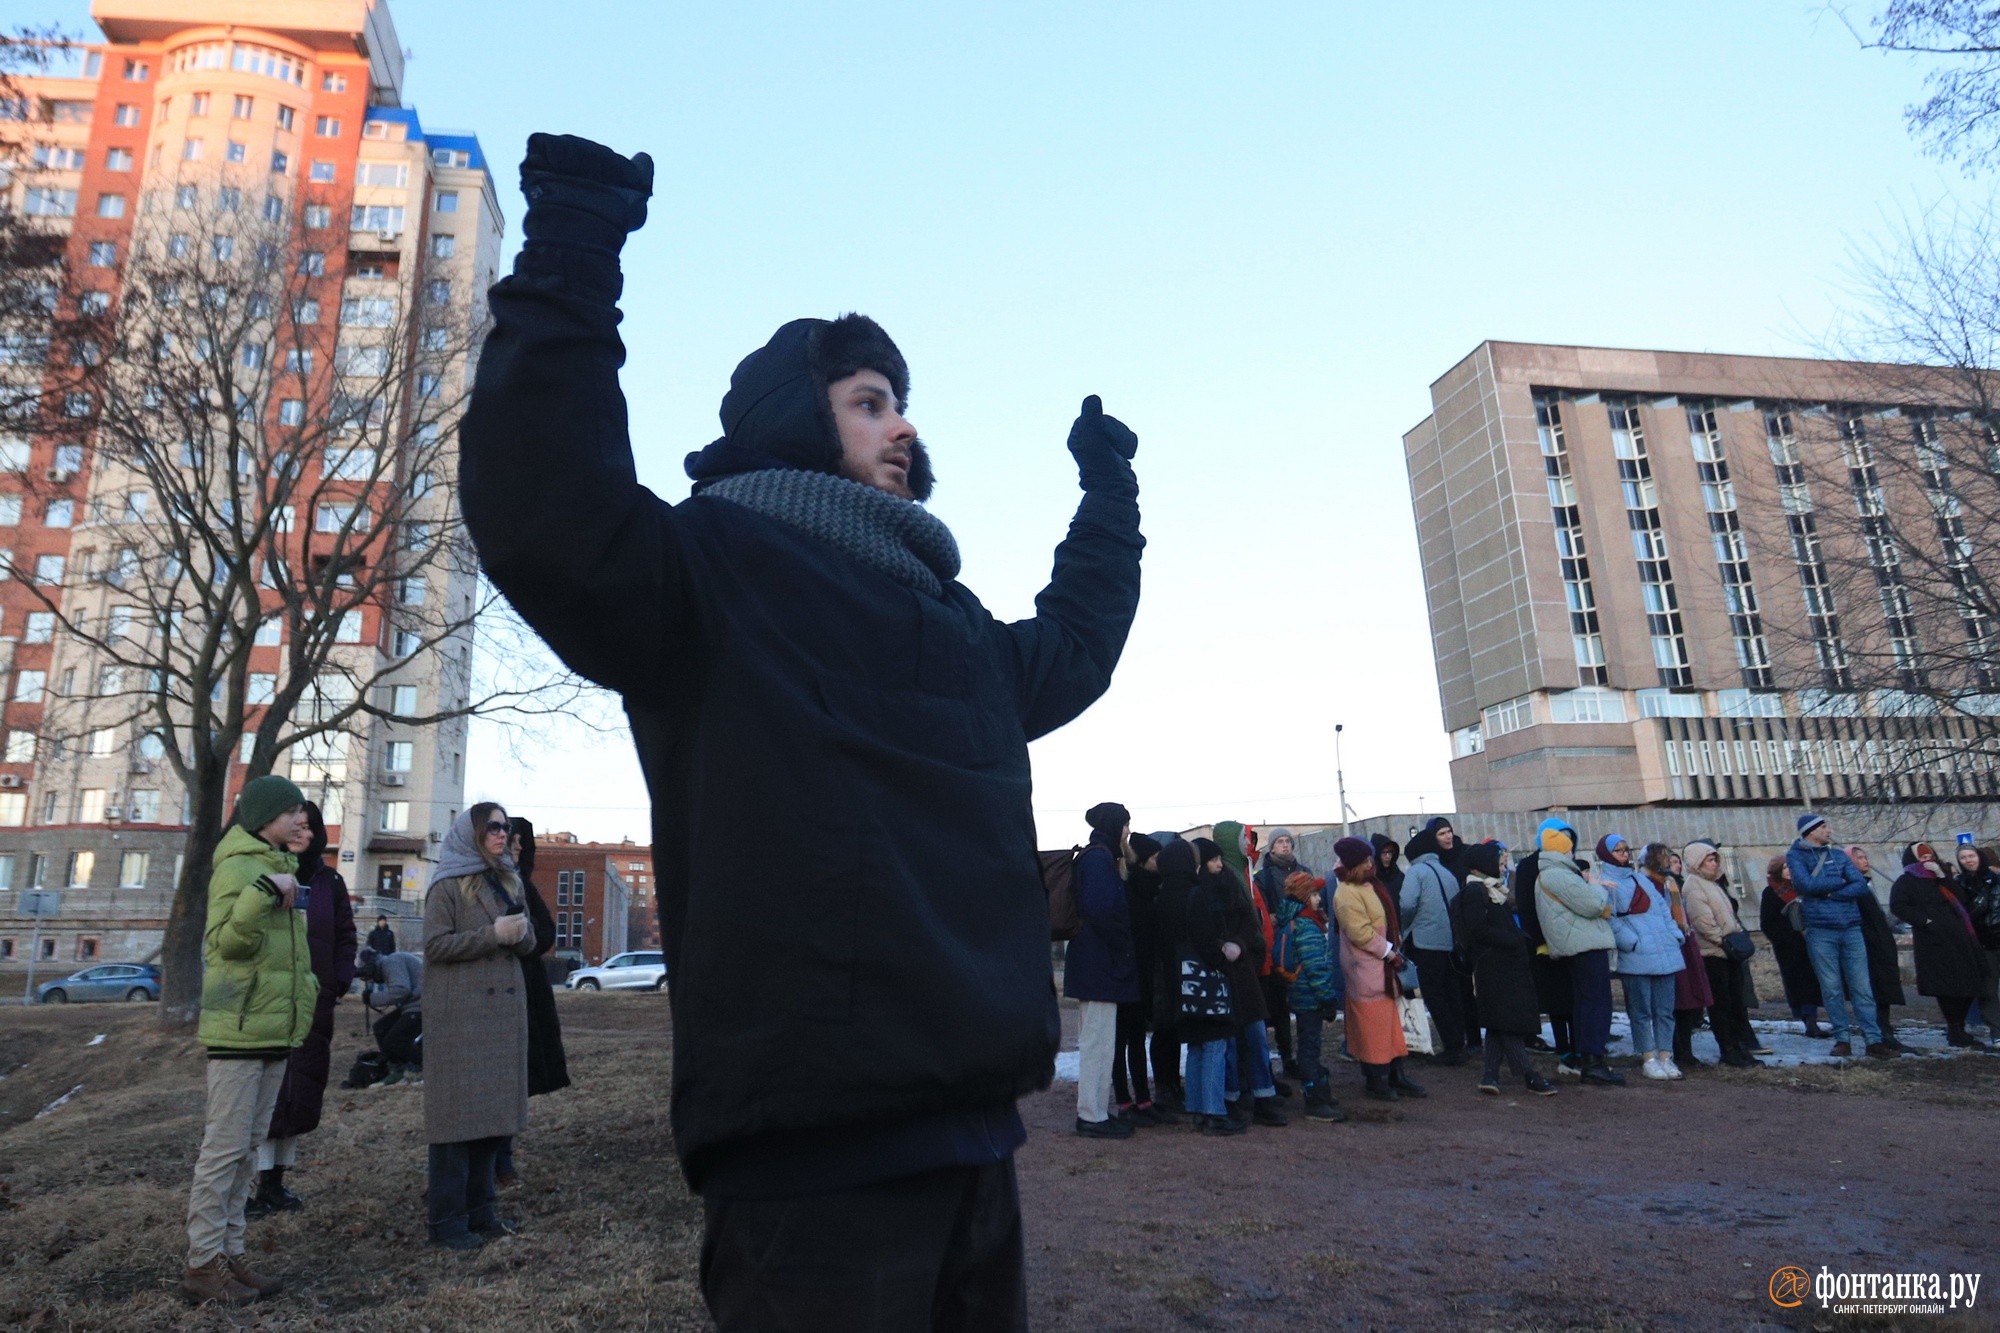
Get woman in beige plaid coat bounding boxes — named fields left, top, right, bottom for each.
left=423, top=802, right=537, bottom=1249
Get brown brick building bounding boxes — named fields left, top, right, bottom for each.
left=533, top=833, right=653, bottom=965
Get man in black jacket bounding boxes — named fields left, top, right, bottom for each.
left=461, top=135, right=1144, bottom=1333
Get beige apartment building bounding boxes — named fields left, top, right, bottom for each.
left=0, top=0, right=501, bottom=966
left=1406, top=341, right=2000, bottom=823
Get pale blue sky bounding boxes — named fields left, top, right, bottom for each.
left=42, top=1, right=1964, bottom=841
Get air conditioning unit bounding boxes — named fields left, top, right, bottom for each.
left=378, top=230, right=399, bottom=243
left=45, top=467, right=74, bottom=484
left=0, top=774, right=20, bottom=788
left=102, top=805, right=122, bottom=821
left=379, top=772, right=405, bottom=787
left=128, top=759, right=152, bottom=775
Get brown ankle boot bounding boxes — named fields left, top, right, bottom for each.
left=181, top=1254, right=257, bottom=1306
left=225, top=1253, right=283, bottom=1298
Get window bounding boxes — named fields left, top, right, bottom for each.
left=356, top=162, right=409, bottom=188
left=263, top=194, right=285, bottom=221
left=113, top=104, right=140, bottom=127
left=1548, top=687, right=1627, bottom=724
left=23, top=612, right=53, bottom=643
left=392, top=629, right=420, bottom=657
left=350, top=204, right=406, bottom=232
left=104, top=147, right=134, bottom=174
left=6, top=671, right=36, bottom=702
left=182, top=137, right=204, bottom=160
left=1716, top=690, right=1785, bottom=719
left=275, top=104, right=297, bottom=130
left=1452, top=724, right=1484, bottom=757
left=123, top=58, right=149, bottom=81
left=120, top=851, right=150, bottom=885
left=317, top=503, right=366, bottom=532
left=424, top=279, right=451, bottom=305
left=88, top=241, right=118, bottom=268
left=378, top=800, right=410, bottom=832
left=315, top=115, right=341, bottom=136
left=1637, top=689, right=1704, bottom=718
left=1481, top=694, right=1534, bottom=738
left=76, top=291, right=108, bottom=316
left=96, top=193, right=127, bottom=218
left=34, top=555, right=64, bottom=584
left=283, top=348, right=314, bottom=375
left=327, top=443, right=377, bottom=480
left=430, top=234, right=456, bottom=258
left=294, top=298, right=320, bottom=325
left=277, top=398, right=304, bottom=426
left=336, top=344, right=389, bottom=376
left=309, top=159, right=336, bottom=183
left=322, top=72, right=347, bottom=92
left=336, top=610, right=363, bottom=642
left=231, top=93, right=253, bottom=119
left=391, top=685, right=418, bottom=714
left=0, top=794, right=22, bottom=827
left=224, top=139, right=246, bottom=163
left=340, top=297, right=395, bottom=327
left=232, top=44, right=306, bottom=86
left=78, top=792, right=105, bottom=826
left=270, top=149, right=289, bottom=174
left=435, top=190, right=458, bottom=214
left=247, top=673, right=276, bottom=704
left=211, top=234, right=234, bottom=261
left=418, top=373, right=441, bottom=399
left=0, top=496, right=18, bottom=526
left=385, top=740, right=413, bottom=772
left=3, top=733, right=30, bottom=763
left=188, top=91, right=210, bottom=116
left=24, top=187, right=78, bottom=216
left=397, top=576, right=426, bottom=605
left=88, top=728, right=117, bottom=757
left=432, top=148, right=471, bottom=168
left=298, top=251, right=325, bottom=276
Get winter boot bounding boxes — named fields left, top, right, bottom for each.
left=1580, top=1055, right=1626, bottom=1086
left=1252, top=1097, right=1289, bottom=1127
left=181, top=1255, right=258, bottom=1306
left=1387, top=1059, right=1428, bottom=1098
left=267, top=1165, right=303, bottom=1211
left=1672, top=1020, right=1703, bottom=1070
left=1301, top=1080, right=1346, bottom=1122
left=225, top=1254, right=283, bottom=1298
left=1362, top=1065, right=1398, bottom=1101
left=1200, top=1112, right=1248, bottom=1137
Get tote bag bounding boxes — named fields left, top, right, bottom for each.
left=1398, top=994, right=1436, bottom=1055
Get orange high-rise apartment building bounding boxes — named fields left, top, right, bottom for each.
left=0, top=0, right=500, bottom=966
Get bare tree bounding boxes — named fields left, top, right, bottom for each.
left=1, top=29, right=80, bottom=428
left=20, top=173, right=594, bottom=1024
left=1749, top=204, right=2000, bottom=838
left=1840, top=1, right=2000, bottom=172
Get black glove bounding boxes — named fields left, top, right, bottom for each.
left=519, top=133, right=654, bottom=256
left=1067, top=395, right=1139, bottom=497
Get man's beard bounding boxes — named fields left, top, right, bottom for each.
left=907, top=438, right=935, bottom=502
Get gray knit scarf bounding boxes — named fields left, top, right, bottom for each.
left=703, top=468, right=961, bottom=598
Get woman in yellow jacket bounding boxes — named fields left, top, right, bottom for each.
left=181, top=776, right=316, bottom=1308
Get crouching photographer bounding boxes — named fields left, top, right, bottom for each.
left=355, top=947, right=425, bottom=1084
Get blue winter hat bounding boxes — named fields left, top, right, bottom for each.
left=1797, top=812, right=1827, bottom=837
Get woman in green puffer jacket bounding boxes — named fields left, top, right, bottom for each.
left=181, top=776, right=318, bottom=1308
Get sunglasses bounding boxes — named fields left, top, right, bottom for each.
left=484, top=819, right=511, bottom=834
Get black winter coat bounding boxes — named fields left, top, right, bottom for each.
left=1152, top=861, right=1196, bottom=1030
left=1759, top=887, right=1822, bottom=1010
left=1455, top=881, right=1540, bottom=1037
left=462, top=209, right=1144, bottom=1189
left=1856, top=890, right=1907, bottom=1007
left=521, top=876, right=571, bottom=1096
left=1182, top=869, right=1255, bottom=1043
left=1890, top=873, right=1989, bottom=999
left=1124, top=862, right=1161, bottom=1014
left=1959, top=866, right=2000, bottom=949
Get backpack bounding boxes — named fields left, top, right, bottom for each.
left=1041, top=847, right=1084, bottom=942
left=1271, top=914, right=1302, bottom=983
left=341, top=1049, right=388, bottom=1089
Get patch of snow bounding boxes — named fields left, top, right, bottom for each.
left=86, top=1033, right=105, bottom=1047
left=35, top=1084, right=83, bottom=1118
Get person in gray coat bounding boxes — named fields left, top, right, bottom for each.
left=1399, top=818, right=1471, bottom=1063
left=423, top=803, right=537, bottom=1250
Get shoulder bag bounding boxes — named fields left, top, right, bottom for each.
left=1176, top=955, right=1232, bottom=1023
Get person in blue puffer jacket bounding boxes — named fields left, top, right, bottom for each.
left=1610, top=842, right=1687, bottom=1081
left=1785, top=813, right=1886, bottom=1056
left=1274, top=872, right=1345, bottom=1123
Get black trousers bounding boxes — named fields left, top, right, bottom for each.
left=1410, top=947, right=1470, bottom=1052
left=1703, top=955, right=1754, bottom=1053
left=1260, top=975, right=1295, bottom=1066
left=701, top=1159, right=1027, bottom=1333
left=1150, top=1023, right=1182, bottom=1100
left=427, top=1136, right=503, bottom=1239
left=1110, top=1002, right=1150, bottom=1105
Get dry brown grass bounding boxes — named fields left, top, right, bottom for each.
left=0, top=992, right=709, bottom=1331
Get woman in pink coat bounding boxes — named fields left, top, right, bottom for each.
left=1330, top=836, right=1424, bottom=1102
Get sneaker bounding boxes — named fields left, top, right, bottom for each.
left=1659, top=1057, right=1684, bottom=1080
left=1555, top=1054, right=1583, bottom=1077
left=1525, top=1074, right=1557, bottom=1096
left=1581, top=1060, right=1626, bottom=1087
left=1641, top=1057, right=1671, bottom=1081
left=1073, top=1115, right=1134, bottom=1139
left=1252, top=1099, right=1289, bottom=1127
left=1829, top=1041, right=1853, bottom=1057
left=1477, top=1079, right=1500, bottom=1096
left=1303, top=1099, right=1347, bottom=1122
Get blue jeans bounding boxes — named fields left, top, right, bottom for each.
left=1805, top=925, right=1881, bottom=1045
left=1181, top=1039, right=1230, bottom=1116
left=1223, top=1021, right=1278, bottom=1101
left=1621, top=973, right=1677, bottom=1053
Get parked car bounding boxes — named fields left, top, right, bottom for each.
left=37, top=964, right=161, bottom=1004
left=564, top=951, right=666, bottom=992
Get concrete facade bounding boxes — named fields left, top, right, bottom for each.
left=1407, top=342, right=2000, bottom=816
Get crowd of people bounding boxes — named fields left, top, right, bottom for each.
left=1065, top=806, right=2000, bottom=1138
left=178, top=776, right=572, bottom=1307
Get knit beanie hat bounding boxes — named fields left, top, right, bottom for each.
left=1283, top=870, right=1323, bottom=902
left=1536, top=818, right=1575, bottom=856
left=237, top=774, right=306, bottom=835
left=1797, top=812, right=1827, bottom=837
left=1267, top=826, right=1296, bottom=850
left=1085, top=802, right=1132, bottom=841
left=1129, top=832, right=1163, bottom=865
left=1191, top=837, right=1223, bottom=865
left=1333, top=836, right=1374, bottom=870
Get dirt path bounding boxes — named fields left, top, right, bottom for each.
left=1, top=996, right=1994, bottom=1330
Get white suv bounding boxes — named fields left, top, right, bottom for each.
left=564, top=951, right=667, bottom=992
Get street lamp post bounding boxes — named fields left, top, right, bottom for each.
left=1335, top=723, right=1349, bottom=837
